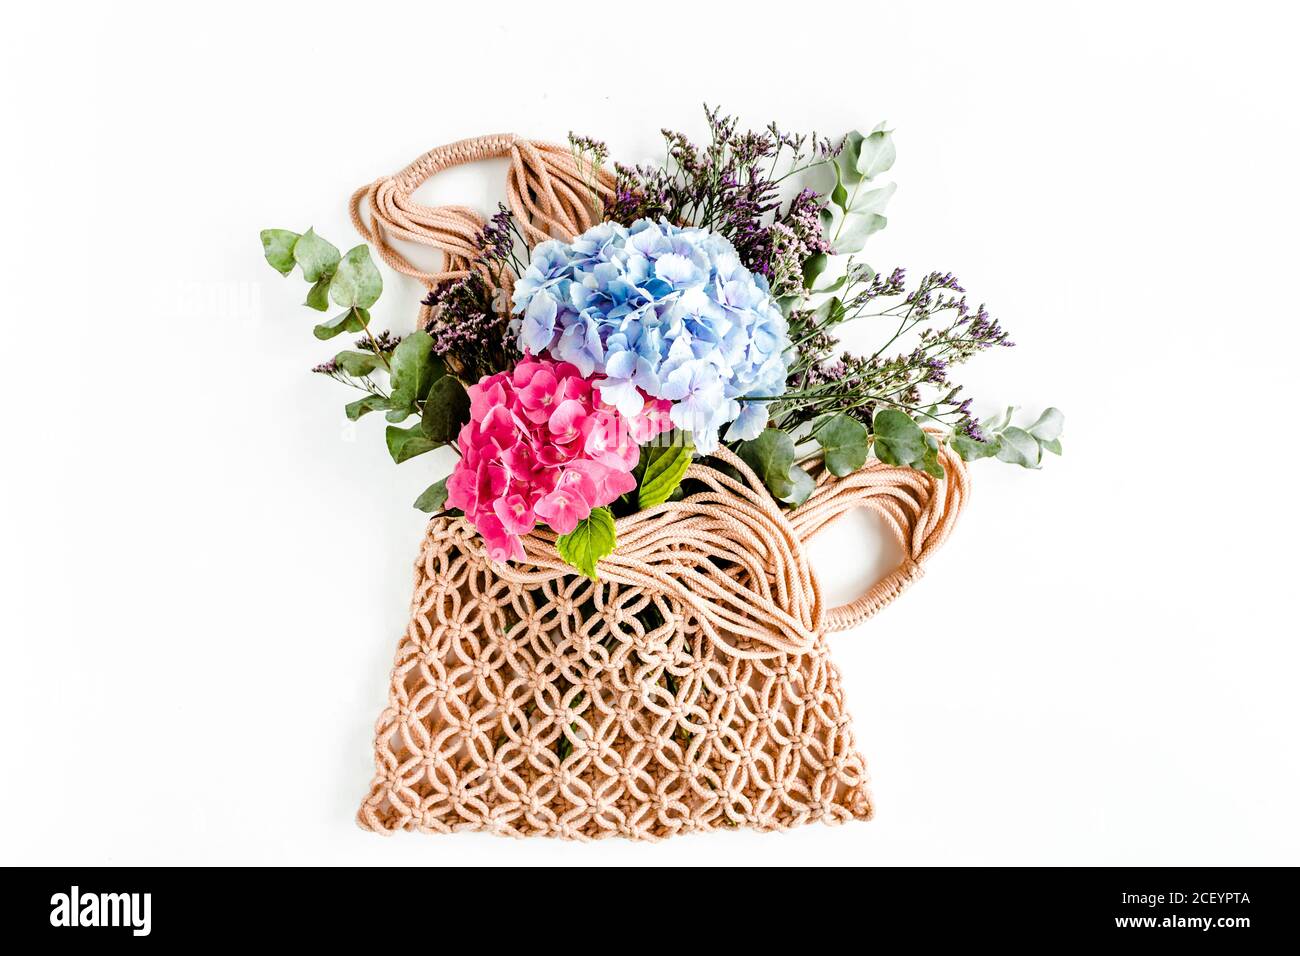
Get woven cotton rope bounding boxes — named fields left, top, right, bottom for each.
left=358, top=447, right=967, bottom=840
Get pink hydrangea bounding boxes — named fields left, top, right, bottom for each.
left=445, top=357, right=673, bottom=562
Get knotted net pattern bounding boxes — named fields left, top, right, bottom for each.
left=358, top=447, right=968, bottom=841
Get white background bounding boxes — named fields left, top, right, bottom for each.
left=4, top=1, right=1298, bottom=865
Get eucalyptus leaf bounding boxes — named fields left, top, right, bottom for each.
left=344, top=395, right=389, bottom=421
left=846, top=182, right=896, bottom=217
left=813, top=413, right=870, bottom=477
left=637, top=442, right=693, bottom=509
left=304, top=277, right=331, bottom=312
left=737, top=428, right=797, bottom=500
left=832, top=211, right=888, bottom=255
left=333, top=350, right=384, bottom=377
left=293, top=228, right=341, bottom=283
left=413, top=477, right=450, bottom=513
left=855, top=124, right=896, bottom=180
left=385, top=423, right=438, bottom=464
left=950, top=432, right=1000, bottom=462
left=329, top=244, right=383, bottom=310
left=313, top=307, right=369, bottom=340
left=420, top=374, right=471, bottom=444
left=1026, top=407, right=1065, bottom=443
left=387, top=331, right=437, bottom=412
left=780, top=464, right=815, bottom=507
left=835, top=131, right=865, bottom=188
left=802, top=253, right=829, bottom=290
left=912, top=437, right=945, bottom=478
left=995, top=426, right=1041, bottom=468
left=555, top=506, right=616, bottom=580
left=260, top=229, right=300, bottom=276
left=872, top=409, right=929, bottom=466
left=1041, top=437, right=1063, bottom=456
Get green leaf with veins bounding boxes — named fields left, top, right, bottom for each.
left=385, top=423, right=438, bottom=464
left=292, top=228, right=340, bottom=283
left=813, top=413, right=870, bottom=477
left=413, top=478, right=450, bottom=513
left=313, top=307, right=369, bottom=340
left=260, top=229, right=300, bottom=275
left=420, top=374, right=471, bottom=444
left=637, top=442, right=693, bottom=509
left=555, top=506, right=616, bottom=580
left=872, top=409, right=929, bottom=466
left=344, top=395, right=389, bottom=421
left=333, top=350, right=383, bottom=377
left=855, top=124, right=896, bottom=180
left=304, top=277, right=331, bottom=311
left=387, top=331, right=438, bottom=413
left=737, top=428, right=798, bottom=501
left=329, top=245, right=383, bottom=310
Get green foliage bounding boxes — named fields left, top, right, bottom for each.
left=824, top=123, right=896, bottom=254
left=313, top=307, right=369, bottom=340
left=292, top=228, right=341, bottom=283
left=329, top=245, right=383, bottom=310
left=420, top=374, right=470, bottom=444
left=871, top=409, right=929, bottom=467
left=344, top=395, right=389, bottom=421
left=737, top=429, right=813, bottom=506
left=332, top=350, right=383, bottom=377
left=386, top=331, right=437, bottom=418
left=813, top=413, right=869, bottom=477
left=637, top=441, right=693, bottom=509
left=385, top=422, right=437, bottom=464
left=413, top=478, right=449, bottom=513
left=259, top=229, right=300, bottom=275
left=556, top=506, right=616, bottom=580
left=950, top=407, right=1066, bottom=468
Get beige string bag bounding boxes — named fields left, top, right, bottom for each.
left=349, top=136, right=969, bottom=841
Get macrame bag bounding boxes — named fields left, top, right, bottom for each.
left=349, top=136, right=969, bottom=841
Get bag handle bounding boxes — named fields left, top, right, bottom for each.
left=790, top=440, right=969, bottom=633
left=348, top=134, right=616, bottom=288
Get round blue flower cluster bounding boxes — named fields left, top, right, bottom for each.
left=511, top=219, right=790, bottom=452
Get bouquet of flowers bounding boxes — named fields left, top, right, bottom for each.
left=260, top=109, right=1062, bottom=840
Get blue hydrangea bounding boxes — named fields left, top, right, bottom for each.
left=511, top=219, right=789, bottom=452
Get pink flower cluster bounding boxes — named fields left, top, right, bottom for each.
left=445, top=357, right=673, bottom=562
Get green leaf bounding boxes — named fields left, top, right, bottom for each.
left=982, top=406, right=1015, bottom=434
left=555, top=506, right=616, bottom=580
left=801, top=253, right=829, bottom=290
left=420, top=374, right=471, bottom=444
left=413, top=477, right=450, bottom=513
left=387, top=331, right=437, bottom=413
left=912, top=435, right=945, bottom=478
left=329, top=244, right=383, bottom=310
left=1041, top=437, right=1063, bottom=456
left=260, top=229, right=300, bottom=276
left=872, top=409, right=929, bottom=467
left=385, top=422, right=438, bottom=464
left=344, top=395, right=389, bottom=421
left=995, top=426, right=1041, bottom=468
left=855, top=124, right=896, bottom=180
left=737, top=428, right=798, bottom=500
left=333, top=350, right=384, bottom=377
left=293, top=228, right=341, bottom=283
left=638, top=443, right=693, bottom=509
left=950, top=432, right=1000, bottom=462
left=313, top=307, right=369, bottom=340
left=835, top=131, right=865, bottom=188
left=781, top=464, right=815, bottom=507
left=1026, top=407, right=1065, bottom=443
left=304, top=277, right=331, bottom=312
left=832, top=211, right=888, bottom=255
left=814, top=413, right=870, bottom=477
